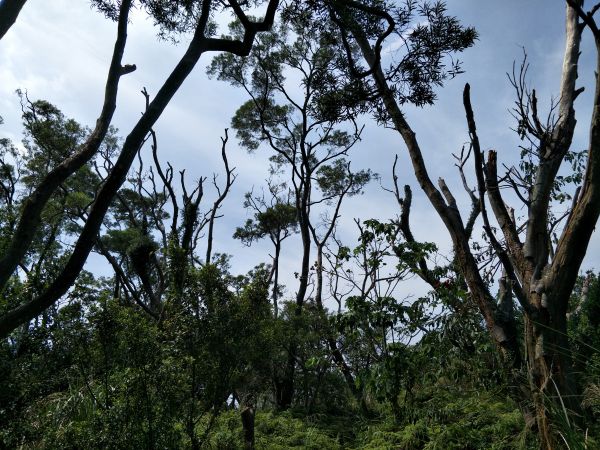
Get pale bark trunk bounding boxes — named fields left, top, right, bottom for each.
left=333, top=2, right=599, bottom=447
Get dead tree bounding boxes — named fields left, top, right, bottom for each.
left=328, top=0, right=600, bottom=446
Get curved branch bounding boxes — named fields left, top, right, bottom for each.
left=0, top=0, right=280, bottom=338
left=337, top=6, right=522, bottom=366
left=0, top=0, right=134, bottom=291
left=463, top=84, right=528, bottom=310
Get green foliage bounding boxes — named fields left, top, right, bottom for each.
left=90, top=0, right=259, bottom=39
left=568, top=272, right=600, bottom=445
left=273, top=301, right=352, bottom=413
left=198, top=410, right=344, bottom=449
left=356, top=392, right=531, bottom=449
left=0, top=261, right=279, bottom=448
left=254, top=411, right=342, bottom=449
left=570, top=273, right=600, bottom=369
left=234, top=198, right=298, bottom=246
left=4, top=3, right=600, bottom=448
left=357, top=218, right=438, bottom=275
left=0, top=98, right=118, bottom=317
left=283, top=0, right=477, bottom=115
left=316, top=158, right=374, bottom=199
left=190, top=394, right=532, bottom=450
left=230, top=99, right=294, bottom=153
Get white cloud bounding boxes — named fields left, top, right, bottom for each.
left=1, top=0, right=598, bottom=308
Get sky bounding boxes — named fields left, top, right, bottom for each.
left=1, top=0, right=598, bottom=306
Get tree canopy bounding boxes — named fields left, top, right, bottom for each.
left=1, top=1, right=600, bottom=449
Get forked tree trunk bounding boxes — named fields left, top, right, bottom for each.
left=331, top=1, right=600, bottom=447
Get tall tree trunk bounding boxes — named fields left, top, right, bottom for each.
left=314, top=244, right=362, bottom=405
left=335, top=7, right=522, bottom=370
left=524, top=294, right=581, bottom=449
left=275, top=351, right=297, bottom=409
left=276, top=187, right=311, bottom=409
left=331, top=0, right=600, bottom=446
left=272, top=240, right=281, bottom=318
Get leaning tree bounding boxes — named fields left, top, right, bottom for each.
left=306, top=0, right=600, bottom=447
left=0, top=0, right=279, bottom=338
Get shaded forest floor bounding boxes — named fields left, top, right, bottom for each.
left=186, top=389, right=537, bottom=449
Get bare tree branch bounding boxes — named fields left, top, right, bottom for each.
left=0, top=0, right=280, bottom=338
left=206, top=129, right=235, bottom=264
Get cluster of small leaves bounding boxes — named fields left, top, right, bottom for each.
left=91, top=0, right=202, bottom=36
left=334, top=291, right=432, bottom=420
left=230, top=100, right=293, bottom=153
left=358, top=218, right=437, bottom=274
left=91, top=0, right=279, bottom=41
left=283, top=0, right=477, bottom=123
left=339, top=294, right=429, bottom=334
left=552, top=148, right=587, bottom=203
left=234, top=200, right=298, bottom=245
left=385, top=1, right=477, bottom=106
left=316, top=158, right=374, bottom=199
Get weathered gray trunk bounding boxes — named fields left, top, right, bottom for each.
left=332, top=1, right=600, bottom=447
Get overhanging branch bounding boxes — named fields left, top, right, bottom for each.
left=0, top=0, right=280, bottom=338
left=0, top=0, right=134, bottom=292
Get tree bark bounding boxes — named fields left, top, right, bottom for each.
left=240, top=396, right=255, bottom=450
left=0, top=0, right=27, bottom=40
left=276, top=163, right=312, bottom=409
left=332, top=2, right=598, bottom=447
left=314, top=243, right=362, bottom=405
left=338, top=6, right=522, bottom=368
left=0, top=0, right=133, bottom=292
left=0, top=0, right=280, bottom=338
